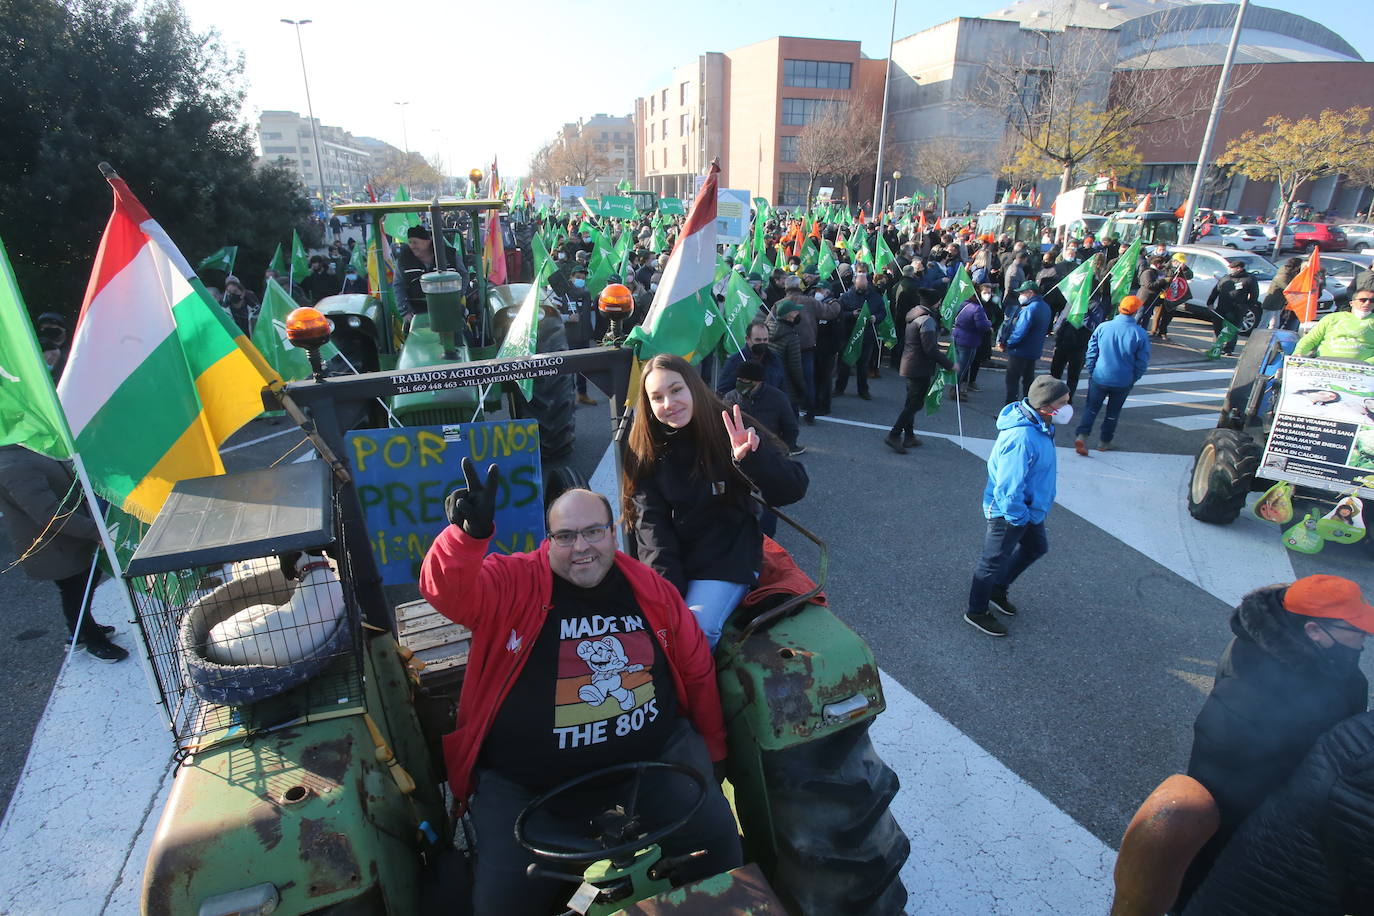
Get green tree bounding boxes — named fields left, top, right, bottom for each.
left=0, top=0, right=315, bottom=317
left=1217, top=107, right=1374, bottom=258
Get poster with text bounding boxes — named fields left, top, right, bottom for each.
left=1258, top=355, right=1374, bottom=498
left=347, top=420, right=545, bottom=585
left=716, top=188, right=751, bottom=243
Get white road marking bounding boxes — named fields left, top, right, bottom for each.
left=872, top=671, right=1114, bottom=913
left=1119, top=388, right=1227, bottom=409
left=1157, top=415, right=1224, bottom=431
left=1138, top=369, right=1233, bottom=386
left=219, top=424, right=301, bottom=453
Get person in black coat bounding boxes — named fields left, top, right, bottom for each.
left=885, top=297, right=954, bottom=454
left=622, top=354, right=808, bottom=649
left=721, top=360, right=800, bottom=467
left=1179, top=575, right=1372, bottom=910
left=1183, top=710, right=1374, bottom=915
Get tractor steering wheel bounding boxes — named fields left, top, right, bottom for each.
left=513, top=761, right=706, bottom=863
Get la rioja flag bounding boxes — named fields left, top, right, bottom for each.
left=627, top=161, right=720, bottom=362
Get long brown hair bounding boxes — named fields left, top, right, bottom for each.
left=621, top=354, right=754, bottom=527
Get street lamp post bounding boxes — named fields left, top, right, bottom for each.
left=281, top=18, right=327, bottom=201
left=893, top=170, right=902, bottom=214
left=394, top=101, right=410, bottom=156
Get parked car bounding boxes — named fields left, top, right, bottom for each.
left=1320, top=252, right=1374, bottom=309
left=1288, top=222, right=1348, bottom=252
left=1165, top=245, right=1334, bottom=334
left=1336, top=223, right=1374, bottom=252
left=1194, top=224, right=1271, bottom=252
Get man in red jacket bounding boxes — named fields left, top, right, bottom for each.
left=420, top=460, right=740, bottom=915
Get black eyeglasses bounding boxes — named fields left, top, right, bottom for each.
left=1353, top=297, right=1374, bottom=304
left=549, top=524, right=611, bottom=548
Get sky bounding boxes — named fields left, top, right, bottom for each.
left=180, top=0, right=1373, bottom=182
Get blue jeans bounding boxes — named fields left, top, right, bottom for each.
left=1075, top=380, right=1131, bottom=443
left=685, top=579, right=751, bottom=649
left=954, top=344, right=978, bottom=385
left=967, top=517, right=1049, bottom=614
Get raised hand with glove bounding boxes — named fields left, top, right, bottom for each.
left=444, top=457, right=502, bottom=539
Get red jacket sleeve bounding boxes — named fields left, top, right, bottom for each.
left=419, top=524, right=509, bottom=627
left=657, top=577, right=728, bottom=761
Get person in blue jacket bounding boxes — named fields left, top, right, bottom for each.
left=999, top=280, right=1052, bottom=405
left=963, top=376, right=1071, bottom=638
left=1073, top=294, right=1152, bottom=455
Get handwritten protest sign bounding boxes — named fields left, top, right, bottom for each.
left=347, top=420, right=545, bottom=584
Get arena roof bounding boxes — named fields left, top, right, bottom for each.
left=982, top=0, right=1362, bottom=67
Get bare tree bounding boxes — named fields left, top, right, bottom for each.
left=968, top=20, right=1217, bottom=195
left=375, top=150, right=444, bottom=197
left=551, top=133, right=612, bottom=188
left=911, top=138, right=984, bottom=217
left=795, top=101, right=854, bottom=211
left=527, top=141, right=558, bottom=194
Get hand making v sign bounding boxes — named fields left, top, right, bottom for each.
left=721, top=404, right=760, bottom=461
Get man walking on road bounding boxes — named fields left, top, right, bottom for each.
left=1000, top=280, right=1052, bottom=405
left=963, top=376, right=1071, bottom=637
left=1073, top=295, right=1151, bottom=454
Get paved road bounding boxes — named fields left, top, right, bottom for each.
left=3, top=317, right=1372, bottom=910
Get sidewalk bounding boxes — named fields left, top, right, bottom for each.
left=0, top=582, right=171, bottom=916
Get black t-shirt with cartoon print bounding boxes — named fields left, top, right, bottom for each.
left=477, top=565, right=679, bottom=792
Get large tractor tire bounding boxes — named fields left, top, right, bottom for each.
left=1188, top=428, right=1262, bottom=524
left=762, top=720, right=910, bottom=915
left=527, top=317, right=577, bottom=461
left=541, top=463, right=588, bottom=510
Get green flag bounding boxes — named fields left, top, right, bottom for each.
left=841, top=304, right=871, bottom=366
left=925, top=369, right=957, bottom=415
left=198, top=245, right=237, bottom=275
left=817, top=241, right=838, bottom=281
left=874, top=235, right=897, bottom=274
left=290, top=229, right=310, bottom=283
left=798, top=239, right=818, bottom=275
left=349, top=239, right=367, bottom=277
left=532, top=234, right=558, bottom=286
left=1206, top=321, right=1239, bottom=359
left=650, top=224, right=667, bottom=254
left=601, top=195, right=637, bottom=219
left=495, top=280, right=543, bottom=400
left=875, top=299, right=898, bottom=349
left=383, top=185, right=421, bottom=243
left=252, top=280, right=340, bottom=382
left=940, top=263, right=975, bottom=327
left=1110, top=238, right=1141, bottom=308
left=268, top=242, right=286, bottom=277
left=718, top=270, right=764, bottom=359
left=0, top=237, right=73, bottom=458
left=1052, top=259, right=1096, bottom=328
left=617, top=177, right=633, bottom=192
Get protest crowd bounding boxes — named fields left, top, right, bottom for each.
left=4, top=166, right=1374, bottom=916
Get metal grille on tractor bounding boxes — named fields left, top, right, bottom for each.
left=123, top=460, right=364, bottom=757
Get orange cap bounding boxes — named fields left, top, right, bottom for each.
left=1285, top=575, right=1374, bottom=633
left=1118, top=295, right=1142, bottom=315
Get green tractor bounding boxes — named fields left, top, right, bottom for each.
left=320, top=199, right=578, bottom=468
left=130, top=340, right=910, bottom=915
left=1187, top=329, right=1372, bottom=549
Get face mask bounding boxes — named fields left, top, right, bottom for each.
left=1050, top=403, right=1074, bottom=425
left=650, top=282, right=659, bottom=292
left=750, top=342, right=769, bottom=357
left=1353, top=306, right=1373, bottom=320
left=735, top=379, right=757, bottom=396
left=1020, top=295, right=1032, bottom=305
left=1321, top=641, right=1363, bottom=673
left=814, top=290, right=827, bottom=301
left=345, top=272, right=357, bottom=281
left=573, top=278, right=586, bottom=288
left=556, top=252, right=566, bottom=260
left=582, top=235, right=592, bottom=243
left=981, top=293, right=992, bottom=302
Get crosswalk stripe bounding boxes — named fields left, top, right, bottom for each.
left=1120, top=388, right=1227, bottom=409
left=1156, top=414, right=1223, bottom=431
left=1139, top=369, right=1233, bottom=385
